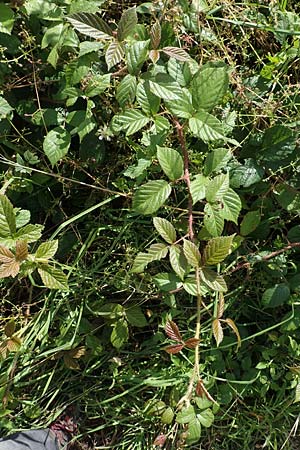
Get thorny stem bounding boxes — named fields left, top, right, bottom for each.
left=175, top=119, right=202, bottom=407
left=228, top=241, right=300, bottom=274
left=174, top=120, right=194, bottom=243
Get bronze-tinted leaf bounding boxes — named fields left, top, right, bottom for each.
left=67, top=346, right=86, bottom=359
left=164, top=344, right=184, bottom=354
left=150, top=21, right=161, bottom=50
left=196, top=379, right=205, bottom=397
left=0, top=260, right=20, bottom=278
left=153, top=433, right=167, bottom=447
left=64, top=354, right=80, bottom=370
left=4, top=320, right=15, bottom=337
left=0, top=244, right=14, bottom=262
left=165, top=320, right=182, bottom=342
left=184, top=337, right=200, bottom=349
left=0, top=341, right=8, bottom=359
left=149, top=49, right=160, bottom=64
left=196, top=379, right=216, bottom=403
left=217, top=293, right=225, bottom=319
left=15, top=240, right=28, bottom=262
left=224, top=318, right=241, bottom=349
left=212, top=318, right=223, bottom=347
left=6, top=336, right=21, bottom=352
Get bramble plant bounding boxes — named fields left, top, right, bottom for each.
left=1, top=0, right=300, bottom=448
left=0, top=192, right=68, bottom=290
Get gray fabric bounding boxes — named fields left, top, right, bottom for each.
left=0, top=429, right=59, bottom=450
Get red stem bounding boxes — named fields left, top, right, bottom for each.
left=175, top=120, right=194, bottom=242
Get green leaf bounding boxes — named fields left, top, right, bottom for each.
left=191, top=66, right=229, bottom=112
left=206, top=173, right=229, bottom=203
left=38, top=265, right=68, bottom=290
left=43, top=127, right=71, bottom=166
left=220, top=188, right=241, bottom=224
left=203, top=235, right=234, bottom=266
left=116, top=75, right=137, bottom=108
left=260, top=125, right=296, bottom=169
left=117, top=7, right=138, bottom=41
left=78, top=41, right=102, bottom=57
left=161, top=407, right=174, bottom=424
left=162, top=47, right=191, bottom=62
left=0, top=4, right=14, bottom=35
left=125, top=305, right=148, bottom=327
left=190, top=175, right=209, bottom=204
left=149, top=74, right=182, bottom=101
left=0, top=195, right=16, bottom=237
left=204, top=148, right=232, bottom=175
left=136, top=80, right=160, bottom=115
left=157, top=146, right=184, bottom=181
left=186, top=418, right=202, bottom=445
left=111, top=319, right=128, bottom=349
left=240, top=210, right=261, bottom=236
left=200, top=268, right=227, bottom=292
left=112, top=109, right=150, bottom=135
left=153, top=272, right=182, bottom=292
left=123, top=158, right=151, bottom=179
left=164, top=88, right=194, bottom=118
left=197, top=408, right=214, bottom=427
left=176, top=405, right=196, bottom=424
left=183, top=239, right=201, bottom=267
left=276, top=183, right=300, bottom=212
left=131, top=243, right=168, bottom=273
left=105, top=40, right=124, bottom=70
left=0, top=97, right=13, bottom=119
left=67, top=13, right=113, bottom=40
left=183, top=276, right=208, bottom=296
left=85, top=73, right=111, bottom=97
left=126, top=40, right=149, bottom=75
left=153, top=217, right=176, bottom=244
left=189, top=111, right=226, bottom=142
left=204, top=203, right=224, bottom=237
left=35, top=240, right=58, bottom=260
left=132, top=180, right=171, bottom=215
left=261, top=283, right=290, bottom=308
left=230, top=159, right=264, bottom=188
left=41, top=23, right=64, bottom=49
left=169, top=245, right=187, bottom=280
left=15, top=224, right=44, bottom=243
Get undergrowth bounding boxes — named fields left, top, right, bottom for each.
left=1, top=0, right=300, bottom=449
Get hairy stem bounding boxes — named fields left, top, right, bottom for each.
left=175, top=119, right=202, bottom=405
left=175, top=120, right=194, bottom=242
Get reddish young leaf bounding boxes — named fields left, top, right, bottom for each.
left=184, top=338, right=200, bottom=349
left=164, top=344, right=184, bottom=354
left=165, top=320, right=182, bottom=342
left=217, top=293, right=225, bottom=319
left=196, top=379, right=217, bottom=403
left=153, top=433, right=167, bottom=447
left=212, top=318, right=224, bottom=347
left=224, top=318, right=241, bottom=349
left=0, top=245, right=14, bottom=263
left=15, top=240, right=28, bottom=262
